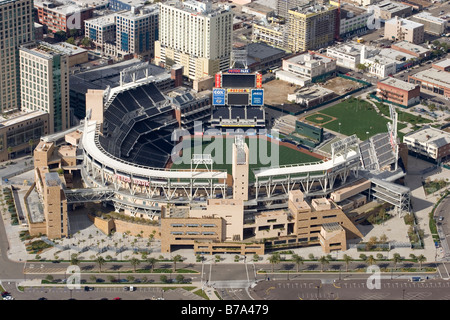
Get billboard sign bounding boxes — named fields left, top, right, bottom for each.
left=251, top=89, right=264, bottom=106
left=212, top=88, right=226, bottom=105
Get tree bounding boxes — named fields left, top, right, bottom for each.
left=356, top=63, right=367, bottom=71
left=268, top=253, right=281, bottom=273
left=7, top=147, right=13, bottom=160
left=66, top=37, right=76, bottom=45
left=172, top=255, right=183, bottom=271
left=147, top=257, right=157, bottom=272
left=343, top=254, right=352, bottom=272
left=70, top=256, right=79, bottom=266
left=160, top=275, right=168, bottom=283
left=366, top=255, right=376, bottom=266
left=96, top=256, right=106, bottom=272
left=292, top=254, right=304, bottom=272
left=392, top=253, right=402, bottom=270
left=28, top=139, right=34, bottom=153
left=54, top=30, right=67, bottom=42
left=308, top=253, right=315, bottom=260
left=130, top=257, right=141, bottom=272
left=175, top=274, right=185, bottom=284
left=81, top=37, right=92, bottom=47
left=318, top=256, right=329, bottom=272
left=417, top=254, right=426, bottom=270
left=253, top=254, right=259, bottom=262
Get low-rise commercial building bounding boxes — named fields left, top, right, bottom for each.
left=276, top=51, right=337, bottom=86
left=432, top=59, right=450, bottom=72
left=0, top=111, right=49, bottom=162
left=408, top=68, right=450, bottom=98
left=376, top=77, right=420, bottom=107
left=403, top=126, right=450, bottom=162
left=390, top=41, right=431, bottom=59
left=410, top=12, right=447, bottom=35
left=245, top=42, right=286, bottom=72
left=252, top=22, right=288, bottom=50
left=326, top=42, right=364, bottom=70
left=339, top=3, right=372, bottom=39
left=369, top=1, right=412, bottom=22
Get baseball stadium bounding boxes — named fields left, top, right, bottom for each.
left=30, top=65, right=411, bottom=254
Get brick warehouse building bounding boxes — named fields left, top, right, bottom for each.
left=376, top=77, right=420, bottom=107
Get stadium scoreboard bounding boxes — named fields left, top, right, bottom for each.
left=213, top=69, right=264, bottom=106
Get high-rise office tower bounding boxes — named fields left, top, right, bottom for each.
left=0, top=0, right=35, bottom=112
left=287, top=2, right=337, bottom=53
left=19, top=42, right=70, bottom=133
left=155, top=0, right=233, bottom=81
left=115, top=5, right=159, bottom=60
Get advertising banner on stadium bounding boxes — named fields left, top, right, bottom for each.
left=251, top=89, right=264, bottom=106
left=212, top=88, right=226, bottom=105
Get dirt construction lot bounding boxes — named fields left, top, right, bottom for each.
left=321, top=77, right=364, bottom=96
left=262, top=79, right=300, bottom=105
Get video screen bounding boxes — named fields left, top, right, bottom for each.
left=222, top=74, right=256, bottom=88
left=227, top=93, right=249, bottom=105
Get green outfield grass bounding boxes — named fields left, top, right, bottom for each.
left=170, top=136, right=322, bottom=181
left=314, top=99, right=406, bottom=140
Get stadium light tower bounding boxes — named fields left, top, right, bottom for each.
left=387, top=104, right=399, bottom=171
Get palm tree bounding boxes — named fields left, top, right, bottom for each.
left=318, top=256, right=329, bottom=272
left=70, top=256, right=79, bottom=266
left=96, top=256, right=106, bottom=272
left=147, top=257, right=157, bottom=272
left=172, top=254, right=183, bottom=272
left=268, top=253, right=281, bottom=273
left=343, top=254, right=352, bottom=272
left=417, top=255, right=426, bottom=270
left=366, top=255, right=376, bottom=266
left=130, top=257, right=141, bottom=272
left=292, top=254, right=304, bottom=272
left=392, top=253, right=402, bottom=270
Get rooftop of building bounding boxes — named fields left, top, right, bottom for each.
left=242, top=1, right=275, bottom=14
left=379, top=76, right=417, bottom=91
left=20, top=41, right=71, bottom=59
left=34, top=0, right=92, bottom=15
left=379, top=47, right=416, bottom=62
left=247, top=42, right=286, bottom=60
left=69, top=58, right=166, bottom=94
left=433, top=58, right=450, bottom=69
left=0, top=110, right=47, bottom=128
left=340, top=3, right=369, bottom=18
left=386, top=16, right=424, bottom=29
left=51, top=42, right=88, bottom=56
left=392, top=40, right=430, bottom=54
left=45, top=172, right=62, bottom=187
left=322, top=222, right=343, bottom=233
left=162, top=0, right=232, bottom=17
left=85, top=12, right=117, bottom=25
left=289, top=2, right=337, bottom=15
left=115, top=4, right=158, bottom=18
left=412, top=11, right=446, bottom=23
left=373, top=1, right=411, bottom=12
left=327, top=41, right=364, bottom=56
left=404, top=126, right=450, bottom=147
left=286, top=51, right=334, bottom=66
left=410, top=68, right=450, bottom=89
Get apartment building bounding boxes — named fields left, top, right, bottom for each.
left=287, top=3, right=337, bottom=53
left=410, top=12, right=447, bottom=36
left=384, top=16, right=425, bottom=44
left=376, top=77, right=420, bottom=107
left=155, top=0, right=233, bottom=81
left=0, top=0, right=35, bottom=112
left=34, top=0, right=94, bottom=33
left=19, top=42, right=70, bottom=133
left=115, top=5, right=159, bottom=60
left=252, top=22, right=288, bottom=50
left=84, top=13, right=117, bottom=55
